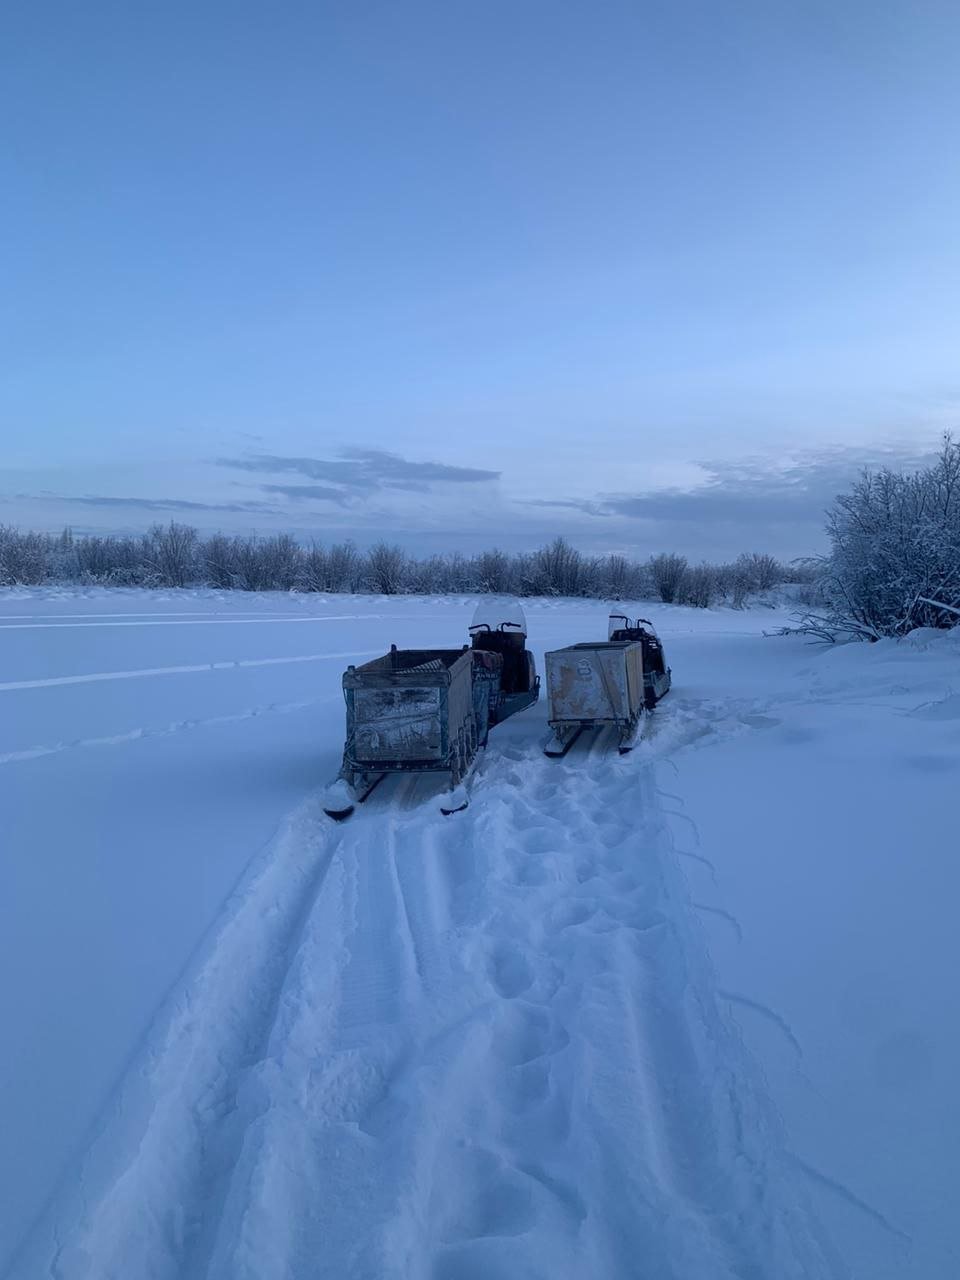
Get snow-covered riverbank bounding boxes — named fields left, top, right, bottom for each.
left=2, top=590, right=955, bottom=1278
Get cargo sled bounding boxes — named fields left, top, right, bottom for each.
left=543, top=615, right=671, bottom=758
left=324, top=604, right=539, bottom=819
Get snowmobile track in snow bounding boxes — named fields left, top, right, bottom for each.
left=26, top=718, right=843, bottom=1280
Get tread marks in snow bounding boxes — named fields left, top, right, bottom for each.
left=37, top=741, right=842, bottom=1280
left=38, top=797, right=344, bottom=1280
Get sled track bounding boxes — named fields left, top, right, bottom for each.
left=21, top=732, right=843, bottom=1280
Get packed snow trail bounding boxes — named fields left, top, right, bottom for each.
left=26, top=728, right=841, bottom=1280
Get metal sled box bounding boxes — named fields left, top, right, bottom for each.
left=342, top=647, right=474, bottom=767
left=544, top=640, right=645, bottom=726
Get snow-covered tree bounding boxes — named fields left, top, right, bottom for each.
left=805, top=435, right=960, bottom=639
left=204, top=533, right=240, bottom=589
left=0, top=526, right=48, bottom=585
left=476, top=548, right=515, bottom=595
left=365, top=541, right=407, bottom=595
left=145, top=522, right=200, bottom=588
left=649, top=552, right=687, bottom=604
left=533, top=537, right=585, bottom=596
left=679, top=562, right=716, bottom=608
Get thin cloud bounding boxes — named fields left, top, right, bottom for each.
left=39, top=495, right=279, bottom=514
left=522, top=497, right=612, bottom=517
left=217, top=448, right=500, bottom=498
left=340, top=447, right=499, bottom=486
left=259, top=483, right=352, bottom=505
left=222, top=455, right=379, bottom=490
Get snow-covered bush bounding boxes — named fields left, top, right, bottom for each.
left=144, top=522, right=200, bottom=589
left=204, top=532, right=241, bottom=589
left=532, top=537, right=586, bottom=596
left=649, top=553, right=688, bottom=604
left=678, top=563, right=716, bottom=608
left=364, top=541, right=407, bottom=595
left=712, top=553, right=794, bottom=609
left=594, top=553, right=646, bottom=601
left=742, top=552, right=782, bottom=592
left=475, top=548, right=516, bottom=595
left=293, top=540, right=362, bottom=592
left=718, top=558, right=753, bottom=609
left=0, top=525, right=48, bottom=585
left=796, top=436, right=960, bottom=640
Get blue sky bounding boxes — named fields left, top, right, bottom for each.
left=2, top=0, right=958, bottom=558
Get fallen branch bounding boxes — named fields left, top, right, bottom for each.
left=917, top=595, right=960, bottom=618
left=768, top=611, right=879, bottom=644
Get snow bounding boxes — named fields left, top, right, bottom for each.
left=0, top=588, right=956, bottom=1278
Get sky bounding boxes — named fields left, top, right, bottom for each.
left=2, top=0, right=959, bottom=560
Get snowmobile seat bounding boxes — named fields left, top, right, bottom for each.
left=470, top=627, right=532, bottom=694
left=609, top=623, right=665, bottom=675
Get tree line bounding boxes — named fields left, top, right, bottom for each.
left=0, top=523, right=805, bottom=607
left=5, top=438, right=957, bottom=637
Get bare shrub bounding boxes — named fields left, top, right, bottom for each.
left=679, top=562, right=716, bottom=608
left=365, top=541, right=407, bottom=595
left=649, top=552, right=688, bottom=604
left=534, top=537, right=584, bottom=596
left=144, top=522, right=200, bottom=588
left=476, top=548, right=515, bottom=594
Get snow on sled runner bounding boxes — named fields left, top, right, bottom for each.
left=324, top=604, right=539, bottom=820
left=543, top=616, right=670, bottom=759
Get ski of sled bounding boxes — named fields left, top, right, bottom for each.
left=543, top=726, right=584, bottom=757
left=322, top=772, right=387, bottom=821
left=543, top=718, right=644, bottom=759
left=322, top=773, right=470, bottom=821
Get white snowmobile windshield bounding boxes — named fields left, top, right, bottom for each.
left=469, top=600, right=528, bottom=636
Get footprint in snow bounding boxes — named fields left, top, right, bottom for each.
left=487, top=944, right=534, bottom=999
left=511, top=858, right=551, bottom=887
left=597, top=823, right=633, bottom=850
left=575, top=858, right=599, bottom=883
left=490, top=1002, right=570, bottom=1066
left=501, top=1058, right=552, bottom=1113
left=518, top=827, right=560, bottom=855
left=741, top=712, right=781, bottom=729
left=609, top=869, right=645, bottom=894
left=544, top=899, right=596, bottom=932
left=435, top=1148, right=538, bottom=1247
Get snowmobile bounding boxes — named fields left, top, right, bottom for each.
left=542, top=614, right=671, bottom=758
left=606, top=614, right=672, bottom=708
left=323, top=603, right=539, bottom=820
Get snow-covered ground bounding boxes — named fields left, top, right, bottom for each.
left=0, top=589, right=956, bottom=1279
